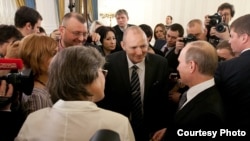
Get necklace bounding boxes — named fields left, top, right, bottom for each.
left=36, top=79, right=46, bottom=86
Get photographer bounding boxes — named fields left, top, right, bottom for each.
left=204, top=3, right=235, bottom=46
left=175, top=19, right=207, bottom=55
left=0, top=80, right=25, bottom=141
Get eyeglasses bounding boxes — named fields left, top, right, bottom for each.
left=63, top=26, right=89, bottom=37
left=101, top=69, right=108, bottom=77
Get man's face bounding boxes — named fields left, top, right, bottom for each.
left=229, top=29, right=244, bottom=54
left=122, top=30, right=148, bottom=64
left=216, top=48, right=234, bottom=61
left=219, top=8, right=232, bottom=24
left=166, top=30, right=179, bottom=47
left=60, top=17, right=88, bottom=47
left=115, top=14, right=128, bottom=28
left=187, top=23, right=207, bottom=40
left=177, top=46, right=190, bottom=86
left=28, top=19, right=42, bottom=35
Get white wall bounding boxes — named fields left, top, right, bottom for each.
left=7, top=0, right=249, bottom=38
left=98, top=0, right=250, bottom=37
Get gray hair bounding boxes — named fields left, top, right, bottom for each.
left=47, top=46, right=105, bottom=103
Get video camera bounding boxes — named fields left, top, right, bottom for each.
left=208, top=13, right=226, bottom=33
left=181, top=34, right=197, bottom=45
left=0, top=59, right=34, bottom=108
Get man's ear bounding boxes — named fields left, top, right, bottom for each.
left=25, top=22, right=32, bottom=30
left=121, top=41, right=125, bottom=51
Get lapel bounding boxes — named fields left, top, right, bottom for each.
left=116, top=52, right=130, bottom=89
left=144, top=54, right=155, bottom=99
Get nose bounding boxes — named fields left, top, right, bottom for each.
left=135, top=47, right=143, bottom=55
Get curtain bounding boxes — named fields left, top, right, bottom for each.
left=56, top=0, right=65, bottom=24
left=15, top=0, right=25, bottom=8
left=0, top=0, right=17, bottom=24
left=25, top=0, right=35, bottom=9
left=75, top=0, right=83, bottom=14
left=92, top=0, right=98, bottom=20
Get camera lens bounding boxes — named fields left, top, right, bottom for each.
left=216, top=24, right=226, bottom=33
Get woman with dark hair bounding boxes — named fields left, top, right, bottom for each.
left=95, top=26, right=116, bottom=56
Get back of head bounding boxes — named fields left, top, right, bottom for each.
left=14, top=6, right=42, bottom=28
left=185, top=41, right=218, bottom=76
left=230, top=14, right=250, bottom=36
left=47, top=46, right=105, bottom=103
left=0, top=24, right=23, bottom=45
left=139, top=24, right=153, bottom=40
left=19, top=34, right=57, bottom=79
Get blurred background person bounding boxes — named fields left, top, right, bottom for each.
left=95, top=26, right=116, bottom=56
left=19, top=34, right=58, bottom=117
left=113, top=9, right=134, bottom=52
left=216, top=40, right=236, bottom=62
left=0, top=24, right=23, bottom=58
left=165, top=15, right=173, bottom=30
left=139, top=24, right=164, bottom=56
left=153, top=23, right=167, bottom=41
left=16, top=46, right=135, bottom=141
left=38, top=27, right=47, bottom=36
left=14, top=6, right=43, bottom=36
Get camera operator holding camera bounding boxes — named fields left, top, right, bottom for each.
left=175, top=19, right=207, bottom=55
left=204, top=3, right=235, bottom=46
left=0, top=80, right=25, bottom=141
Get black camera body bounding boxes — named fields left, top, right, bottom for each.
left=182, top=34, right=197, bottom=45
left=208, top=13, right=226, bottom=33
left=0, top=69, right=34, bottom=108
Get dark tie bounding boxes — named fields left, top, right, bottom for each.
left=130, top=65, right=143, bottom=128
left=163, top=47, right=169, bottom=54
left=178, top=91, right=187, bottom=111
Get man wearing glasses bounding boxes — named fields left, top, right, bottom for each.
left=58, top=12, right=100, bottom=51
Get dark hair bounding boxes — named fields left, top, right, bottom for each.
left=216, top=40, right=234, bottom=56
left=169, top=23, right=184, bottom=37
left=14, top=6, right=43, bottom=28
left=39, top=27, right=46, bottom=34
left=167, top=15, right=173, bottom=20
left=230, top=14, right=250, bottom=36
left=47, top=46, right=105, bottom=103
left=0, top=24, right=23, bottom=45
left=139, top=24, right=153, bottom=41
left=217, top=3, right=235, bottom=17
left=95, top=26, right=116, bottom=44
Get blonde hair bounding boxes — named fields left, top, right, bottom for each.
left=19, top=34, right=57, bottom=79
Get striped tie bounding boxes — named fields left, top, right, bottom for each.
left=130, top=65, right=143, bottom=128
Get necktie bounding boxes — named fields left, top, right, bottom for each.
left=130, top=65, right=143, bottom=128
left=163, top=47, right=169, bottom=54
left=178, top=91, right=187, bottom=111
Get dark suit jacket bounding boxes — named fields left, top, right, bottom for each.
left=154, top=39, right=166, bottom=50
left=165, top=86, right=225, bottom=140
left=215, top=50, right=250, bottom=129
left=112, top=24, right=134, bottom=52
left=165, top=48, right=179, bottom=74
left=97, top=51, right=171, bottom=133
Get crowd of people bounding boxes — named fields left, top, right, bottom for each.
left=0, top=2, right=250, bottom=141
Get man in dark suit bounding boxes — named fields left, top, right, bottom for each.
left=97, top=26, right=171, bottom=141
left=112, top=9, right=134, bottom=52
left=165, top=41, right=225, bottom=140
left=215, top=14, right=250, bottom=133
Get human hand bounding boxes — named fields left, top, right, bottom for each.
left=210, top=26, right=230, bottom=40
left=5, top=40, right=20, bottom=59
left=151, top=128, right=166, bottom=141
left=0, top=80, right=14, bottom=111
left=50, top=29, right=61, bottom=41
left=175, top=37, right=185, bottom=54
left=90, top=32, right=101, bottom=42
